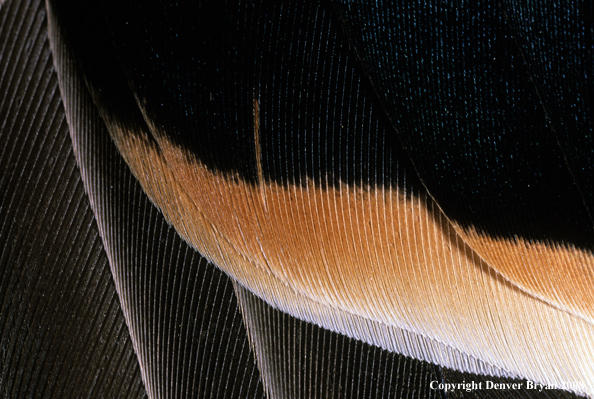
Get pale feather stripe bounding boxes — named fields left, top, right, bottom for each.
left=100, top=109, right=594, bottom=396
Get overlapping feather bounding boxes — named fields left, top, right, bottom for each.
left=2, top=0, right=593, bottom=398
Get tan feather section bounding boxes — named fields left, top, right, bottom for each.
left=96, top=99, right=594, bottom=396
left=449, top=225, right=594, bottom=324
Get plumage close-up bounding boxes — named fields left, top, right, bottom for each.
left=1, top=0, right=593, bottom=397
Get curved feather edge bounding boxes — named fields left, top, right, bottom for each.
left=45, top=3, right=265, bottom=398
left=329, top=0, right=594, bottom=328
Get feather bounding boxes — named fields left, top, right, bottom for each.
left=0, top=0, right=145, bottom=397
left=2, top=0, right=593, bottom=397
